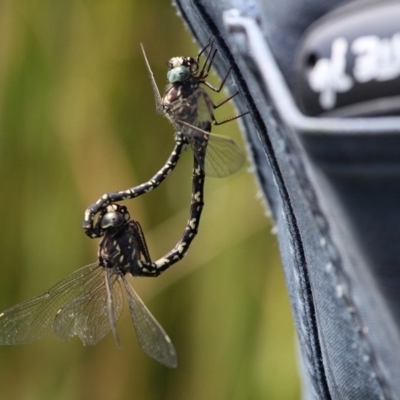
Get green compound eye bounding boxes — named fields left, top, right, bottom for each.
left=167, top=66, right=191, bottom=83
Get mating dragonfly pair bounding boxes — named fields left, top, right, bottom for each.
left=0, top=41, right=248, bottom=368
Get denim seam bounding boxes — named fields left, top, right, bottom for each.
left=224, top=13, right=394, bottom=399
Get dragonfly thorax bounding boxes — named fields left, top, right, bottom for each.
left=97, top=204, right=144, bottom=273
left=98, top=222, right=141, bottom=273
left=162, top=82, right=213, bottom=130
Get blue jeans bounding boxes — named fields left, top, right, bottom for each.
left=174, top=0, right=400, bottom=398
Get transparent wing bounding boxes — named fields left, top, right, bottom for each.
left=54, top=268, right=123, bottom=346
left=204, top=132, right=245, bottom=177
left=122, top=276, right=177, bottom=368
left=0, top=263, right=100, bottom=344
left=140, top=43, right=163, bottom=114
left=179, top=120, right=245, bottom=178
left=192, top=88, right=214, bottom=130
left=105, top=268, right=122, bottom=346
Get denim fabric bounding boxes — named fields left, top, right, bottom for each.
left=174, top=0, right=400, bottom=399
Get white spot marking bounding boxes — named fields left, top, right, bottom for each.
left=156, top=258, right=169, bottom=268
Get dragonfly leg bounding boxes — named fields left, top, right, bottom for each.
left=202, top=64, right=232, bottom=93
left=197, top=39, right=214, bottom=77
left=212, top=109, right=250, bottom=126
left=202, top=66, right=250, bottom=123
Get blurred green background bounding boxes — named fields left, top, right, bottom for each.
left=0, top=1, right=300, bottom=399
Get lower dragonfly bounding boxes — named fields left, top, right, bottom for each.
left=0, top=203, right=179, bottom=367
left=83, top=40, right=247, bottom=238
left=0, top=156, right=205, bottom=368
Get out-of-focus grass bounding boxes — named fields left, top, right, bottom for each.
left=0, top=1, right=300, bottom=399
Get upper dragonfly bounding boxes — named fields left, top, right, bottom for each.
left=142, top=40, right=249, bottom=178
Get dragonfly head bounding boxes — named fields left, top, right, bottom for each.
left=167, top=56, right=198, bottom=83
left=99, top=204, right=130, bottom=231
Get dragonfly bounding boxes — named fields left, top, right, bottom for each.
left=0, top=203, right=180, bottom=368
left=83, top=40, right=248, bottom=238
left=142, top=39, right=249, bottom=178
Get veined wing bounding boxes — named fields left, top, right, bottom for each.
left=195, top=88, right=214, bottom=130
left=0, top=263, right=101, bottom=344
left=140, top=43, right=163, bottom=114
left=122, top=276, right=177, bottom=368
left=178, top=120, right=245, bottom=178
left=54, top=267, right=123, bottom=346
left=169, top=88, right=213, bottom=130
left=204, top=132, right=245, bottom=177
